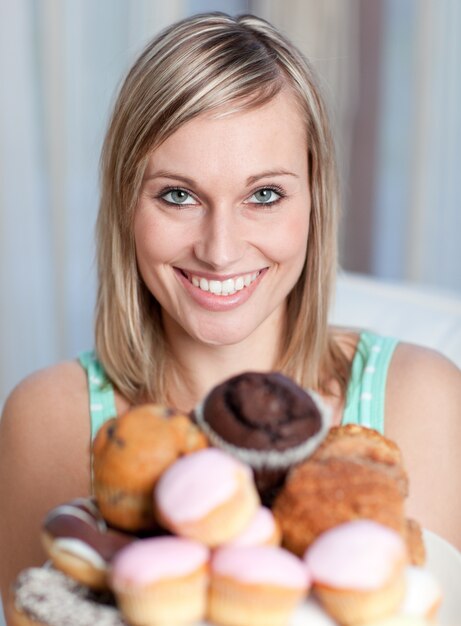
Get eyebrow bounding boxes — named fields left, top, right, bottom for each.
left=246, top=169, right=299, bottom=184
left=144, top=169, right=299, bottom=186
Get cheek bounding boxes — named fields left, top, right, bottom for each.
left=134, top=215, right=158, bottom=273
left=133, top=209, right=182, bottom=270
left=267, top=210, right=310, bottom=265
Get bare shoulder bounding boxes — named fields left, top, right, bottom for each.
left=2, top=359, right=89, bottom=421
left=385, top=342, right=461, bottom=549
left=389, top=340, right=460, bottom=380
left=386, top=342, right=461, bottom=433
left=1, top=359, right=92, bottom=463
left=0, top=361, right=92, bottom=602
left=1, top=361, right=92, bottom=470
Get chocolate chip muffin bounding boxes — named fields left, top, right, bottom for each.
left=193, top=371, right=331, bottom=504
left=93, top=405, right=208, bottom=531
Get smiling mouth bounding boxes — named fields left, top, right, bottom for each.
left=180, top=270, right=262, bottom=296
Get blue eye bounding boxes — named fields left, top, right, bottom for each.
left=248, top=188, right=282, bottom=205
left=161, top=188, right=196, bottom=205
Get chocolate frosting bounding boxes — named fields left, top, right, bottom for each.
left=203, top=372, right=322, bottom=451
left=196, top=372, right=328, bottom=505
left=45, top=516, right=133, bottom=562
left=44, top=499, right=133, bottom=562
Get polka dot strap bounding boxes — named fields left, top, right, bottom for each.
left=78, top=350, right=118, bottom=440
left=342, top=331, right=399, bottom=434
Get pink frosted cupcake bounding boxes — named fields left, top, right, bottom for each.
left=304, top=520, right=408, bottom=625
left=226, top=506, right=281, bottom=547
left=109, top=536, right=209, bottom=625
left=154, top=448, right=260, bottom=547
left=209, top=545, right=310, bottom=626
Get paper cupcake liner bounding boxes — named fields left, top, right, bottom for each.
left=208, top=575, right=306, bottom=626
left=425, top=599, right=442, bottom=622
left=115, top=567, right=208, bottom=626
left=314, top=570, right=406, bottom=626
left=360, top=616, right=435, bottom=625
left=193, top=389, right=332, bottom=471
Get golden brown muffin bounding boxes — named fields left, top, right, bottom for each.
left=169, top=412, right=209, bottom=455
left=313, top=424, right=409, bottom=497
left=273, top=457, right=406, bottom=556
left=272, top=425, right=408, bottom=556
left=92, top=405, right=207, bottom=532
left=404, top=517, right=426, bottom=566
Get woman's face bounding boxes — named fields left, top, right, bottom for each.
left=134, top=90, right=310, bottom=347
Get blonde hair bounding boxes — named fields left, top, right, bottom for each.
left=95, top=12, right=349, bottom=405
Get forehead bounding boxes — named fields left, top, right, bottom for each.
left=145, top=91, right=308, bottom=180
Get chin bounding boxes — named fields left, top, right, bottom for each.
left=191, top=321, right=257, bottom=347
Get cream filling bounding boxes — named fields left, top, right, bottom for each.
left=52, top=538, right=107, bottom=570
left=44, top=504, right=107, bottom=532
left=189, top=271, right=260, bottom=295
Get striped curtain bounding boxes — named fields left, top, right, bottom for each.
left=0, top=0, right=186, bottom=404
left=372, top=0, right=461, bottom=292
left=1, top=0, right=460, bottom=406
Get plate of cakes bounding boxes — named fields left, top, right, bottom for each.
left=10, top=372, right=460, bottom=626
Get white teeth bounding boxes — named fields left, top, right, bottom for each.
left=188, top=271, right=260, bottom=296
left=222, top=279, right=234, bottom=295
left=209, top=280, right=222, bottom=295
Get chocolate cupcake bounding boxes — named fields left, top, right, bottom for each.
left=193, top=372, right=331, bottom=505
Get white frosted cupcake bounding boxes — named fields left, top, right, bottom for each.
left=304, top=520, right=408, bottom=625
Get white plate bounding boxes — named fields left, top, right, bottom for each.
left=201, top=530, right=461, bottom=626
left=423, top=529, right=461, bottom=626
left=292, top=530, right=461, bottom=625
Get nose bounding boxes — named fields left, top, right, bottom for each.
left=193, top=204, right=245, bottom=270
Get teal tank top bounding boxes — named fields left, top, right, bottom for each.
left=78, top=351, right=117, bottom=440
left=79, top=331, right=398, bottom=439
left=342, top=331, right=399, bottom=431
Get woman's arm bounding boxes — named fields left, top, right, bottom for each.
left=385, top=343, right=461, bottom=550
left=0, top=362, right=91, bottom=612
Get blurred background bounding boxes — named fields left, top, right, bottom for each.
left=1, top=0, right=461, bottom=405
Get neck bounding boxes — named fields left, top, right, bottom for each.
left=162, top=315, right=284, bottom=413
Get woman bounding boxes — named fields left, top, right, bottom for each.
left=1, top=11, right=460, bottom=612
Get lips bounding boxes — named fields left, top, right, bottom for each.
left=174, top=268, right=267, bottom=312
left=183, top=270, right=261, bottom=296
